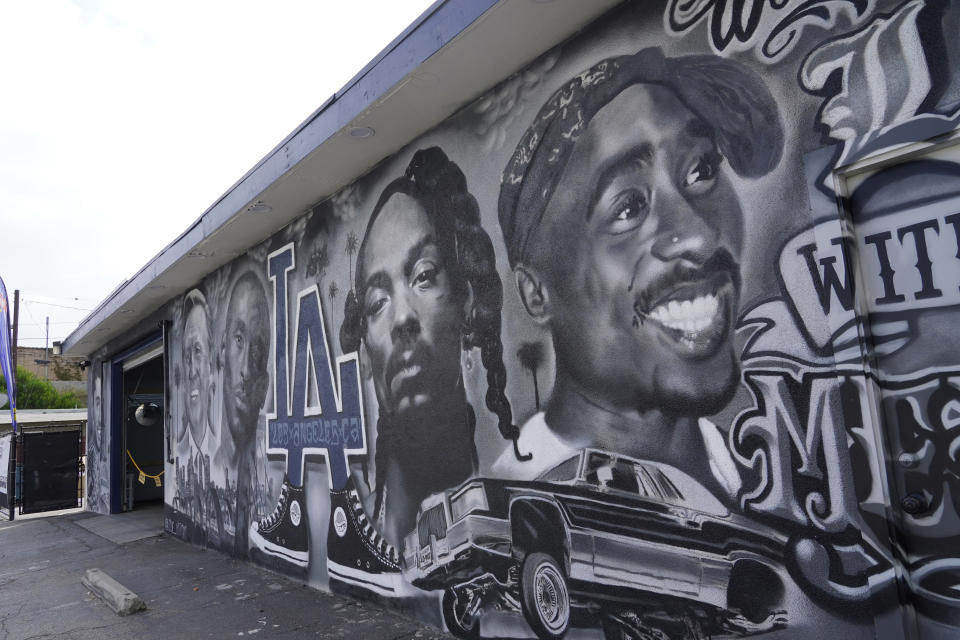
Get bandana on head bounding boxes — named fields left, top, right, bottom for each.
left=498, top=47, right=784, bottom=269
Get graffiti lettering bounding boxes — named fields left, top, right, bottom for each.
left=735, top=372, right=869, bottom=531
left=665, top=0, right=875, bottom=62
left=796, top=237, right=856, bottom=314
left=269, top=418, right=362, bottom=449
left=800, top=0, right=933, bottom=159
left=782, top=205, right=960, bottom=352
left=733, top=368, right=895, bottom=609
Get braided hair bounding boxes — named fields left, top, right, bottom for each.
left=341, top=147, right=529, bottom=516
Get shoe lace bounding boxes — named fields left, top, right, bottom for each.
left=348, top=487, right=399, bottom=564
left=260, top=482, right=289, bottom=529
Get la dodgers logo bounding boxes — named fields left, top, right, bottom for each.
left=265, top=244, right=367, bottom=492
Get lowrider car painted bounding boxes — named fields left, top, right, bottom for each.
left=403, top=449, right=788, bottom=639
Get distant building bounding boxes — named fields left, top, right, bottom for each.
left=15, top=346, right=86, bottom=382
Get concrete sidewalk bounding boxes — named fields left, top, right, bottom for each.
left=0, top=507, right=453, bottom=639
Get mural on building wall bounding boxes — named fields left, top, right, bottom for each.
left=86, top=363, right=109, bottom=513
left=81, top=0, right=960, bottom=638
left=165, top=266, right=273, bottom=559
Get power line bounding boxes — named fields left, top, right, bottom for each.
left=15, top=321, right=80, bottom=327
left=22, top=301, right=40, bottom=328
left=22, top=299, right=92, bottom=311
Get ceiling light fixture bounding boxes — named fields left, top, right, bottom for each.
left=348, top=126, right=375, bottom=139
left=135, top=402, right=161, bottom=427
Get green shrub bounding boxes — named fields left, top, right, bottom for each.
left=0, top=366, right=87, bottom=409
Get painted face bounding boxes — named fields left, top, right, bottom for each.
left=182, top=302, right=210, bottom=445
left=223, top=275, right=269, bottom=442
left=359, top=193, right=465, bottom=418
left=531, top=83, right=744, bottom=416
left=92, top=375, right=102, bottom=449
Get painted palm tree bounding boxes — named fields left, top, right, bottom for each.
left=516, top=341, right=545, bottom=411
left=345, top=230, right=359, bottom=293
left=328, top=281, right=339, bottom=299
left=307, top=240, right=330, bottom=285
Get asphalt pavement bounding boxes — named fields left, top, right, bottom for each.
left=0, top=505, right=454, bottom=640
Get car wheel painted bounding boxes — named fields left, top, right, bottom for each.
left=521, top=552, right=570, bottom=639
left=442, top=587, right=480, bottom=640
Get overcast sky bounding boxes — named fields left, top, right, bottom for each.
left=0, top=0, right=436, bottom=348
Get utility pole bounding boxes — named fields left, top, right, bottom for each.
left=44, top=316, right=49, bottom=380
left=10, top=290, right=18, bottom=375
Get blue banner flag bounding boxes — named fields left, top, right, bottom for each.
left=0, top=277, right=16, bottom=432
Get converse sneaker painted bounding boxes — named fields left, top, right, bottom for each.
left=249, top=476, right=308, bottom=568
left=326, top=476, right=406, bottom=597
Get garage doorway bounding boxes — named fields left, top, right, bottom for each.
left=109, top=337, right=166, bottom=517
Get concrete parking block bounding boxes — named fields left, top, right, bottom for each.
left=82, top=567, right=147, bottom=616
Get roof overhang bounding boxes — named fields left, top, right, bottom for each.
left=62, top=0, right=623, bottom=357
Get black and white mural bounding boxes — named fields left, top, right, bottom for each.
left=85, top=1, right=960, bottom=637
left=86, top=362, right=109, bottom=514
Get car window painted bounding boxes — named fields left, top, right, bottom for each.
left=537, top=455, right=581, bottom=482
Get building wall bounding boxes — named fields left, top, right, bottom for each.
left=86, top=359, right=109, bottom=514
left=16, top=346, right=86, bottom=382
left=88, top=1, right=960, bottom=638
